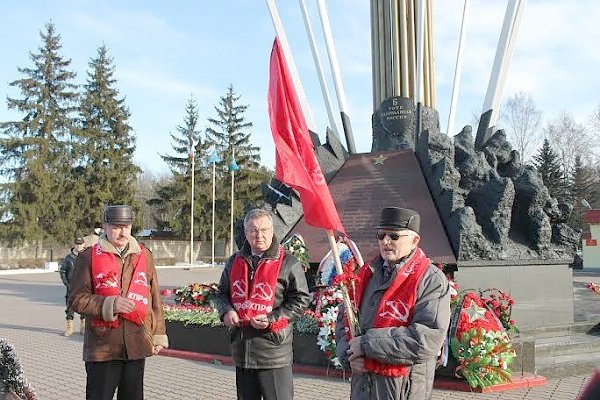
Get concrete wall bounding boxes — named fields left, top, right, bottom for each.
left=582, top=224, right=600, bottom=269
left=0, top=239, right=228, bottom=268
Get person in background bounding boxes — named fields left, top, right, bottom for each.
left=336, top=207, right=451, bottom=400
left=216, top=208, right=311, bottom=400
left=69, top=205, right=168, bottom=400
left=59, top=236, right=86, bottom=336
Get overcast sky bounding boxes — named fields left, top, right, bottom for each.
left=1, top=1, right=598, bottom=174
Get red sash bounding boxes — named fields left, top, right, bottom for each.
left=229, top=246, right=287, bottom=332
left=91, top=244, right=149, bottom=328
left=352, top=247, right=431, bottom=377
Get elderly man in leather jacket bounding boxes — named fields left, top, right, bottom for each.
left=216, top=208, right=310, bottom=400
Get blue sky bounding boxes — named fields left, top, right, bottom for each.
left=1, top=1, right=598, bottom=174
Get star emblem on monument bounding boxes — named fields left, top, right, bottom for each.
left=373, top=154, right=388, bottom=165
left=463, top=299, right=488, bottom=323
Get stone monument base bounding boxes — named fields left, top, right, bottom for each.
left=455, top=261, right=574, bottom=330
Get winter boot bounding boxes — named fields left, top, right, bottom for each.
left=79, top=319, right=85, bottom=335
left=64, top=320, right=73, bottom=337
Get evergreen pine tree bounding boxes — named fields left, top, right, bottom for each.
left=568, top=155, right=598, bottom=229
left=149, top=96, right=211, bottom=238
left=0, top=21, right=79, bottom=244
left=76, top=44, right=140, bottom=229
left=533, top=139, right=566, bottom=199
left=204, top=85, right=271, bottom=242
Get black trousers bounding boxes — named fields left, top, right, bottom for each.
left=236, top=366, right=293, bottom=400
left=85, top=359, right=145, bottom=400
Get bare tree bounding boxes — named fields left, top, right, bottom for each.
left=545, top=112, right=596, bottom=184
left=500, top=91, right=542, bottom=164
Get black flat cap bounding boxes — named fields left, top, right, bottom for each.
left=103, top=205, right=135, bottom=225
left=374, top=207, right=420, bottom=233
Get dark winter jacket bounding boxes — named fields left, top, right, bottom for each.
left=215, top=237, right=311, bottom=369
left=59, top=249, right=78, bottom=288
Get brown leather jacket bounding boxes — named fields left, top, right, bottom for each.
left=69, top=235, right=168, bottom=362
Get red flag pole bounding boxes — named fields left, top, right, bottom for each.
left=326, top=229, right=359, bottom=337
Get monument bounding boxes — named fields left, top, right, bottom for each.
left=253, top=0, right=585, bottom=378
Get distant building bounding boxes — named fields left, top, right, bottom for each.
left=582, top=210, right=600, bottom=269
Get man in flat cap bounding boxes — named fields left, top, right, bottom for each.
left=59, top=236, right=86, bottom=336
left=70, top=205, right=168, bottom=400
left=335, top=207, right=451, bottom=400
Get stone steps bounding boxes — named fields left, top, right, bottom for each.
left=512, top=325, right=600, bottom=379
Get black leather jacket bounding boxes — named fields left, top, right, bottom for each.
left=216, top=237, right=310, bottom=369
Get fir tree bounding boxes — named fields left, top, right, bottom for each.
left=0, top=21, right=79, bottom=244
left=204, top=85, right=271, bottom=241
left=76, top=44, right=140, bottom=229
left=533, top=139, right=566, bottom=199
left=149, top=96, right=212, bottom=238
left=568, top=155, right=598, bottom=229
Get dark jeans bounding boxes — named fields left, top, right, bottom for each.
left=236, top=366, right=293, bottom=400
left=85, top=359, right=145, bottom=400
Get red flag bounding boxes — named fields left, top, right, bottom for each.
left=267, top=37, right=345, bottom=234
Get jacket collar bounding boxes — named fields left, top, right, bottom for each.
left=240, top=235, right=279, bottom=259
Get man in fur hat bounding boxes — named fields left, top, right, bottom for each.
left=335, top=207, right=451, bottom=399
left=70, top=205, right=168, bottom=400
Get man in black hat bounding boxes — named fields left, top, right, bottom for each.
left=335, top=207, right=451, bottom=400
left=59, top=236, right=86, bottom=336
left=70, top=205, right=168, bottom=400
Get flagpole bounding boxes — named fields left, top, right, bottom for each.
left=446, top=0, right=470, bottom=136
left=298, top=0, right=340, bottom=137
left=211, top=159, right=216, bottom=268
left=316, top=0, right=357, bottom=154
left=190, top=146, right=195, bottom=267
left=229, top=148, right=239, bottom=257
left=265, top=0, right=317, bottom=132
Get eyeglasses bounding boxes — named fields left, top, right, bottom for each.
left=246, top=227, right=273, bottom=236
left=376, top=232, right=411, bottom=241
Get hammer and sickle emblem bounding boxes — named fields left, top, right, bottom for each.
left=379, top=300, right=410, bottom=322
left=251, top=282, right=274, bottom=302
left=232, top=280, right=247, bottom=299
left=134, top=272, right=148, bottom=287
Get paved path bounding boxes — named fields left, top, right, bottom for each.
left=0, top=268, right=595, bottom=399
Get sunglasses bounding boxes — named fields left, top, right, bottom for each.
left=376, top=232, right=411, bottom=241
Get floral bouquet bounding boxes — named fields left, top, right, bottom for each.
left=283, top=234, right=310, bottom=272
left=174, top=282, right=219, bottom=308
left=479, top=288, right=518, bottom=334
left=450, top=291, right=517, bottom=390
left=163, top=304, right=222, bottom=327
left=314, top=286, right=345, bottom=368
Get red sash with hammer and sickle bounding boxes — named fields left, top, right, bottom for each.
left=91, top=244, right=148, bottom=328
left=229, top=246, right=284, bottom=330
left=351, top=247, right=431, bottom=377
